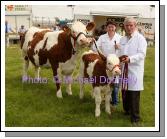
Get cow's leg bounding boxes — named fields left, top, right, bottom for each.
left=51, top=63, right=63, bottom=98
left=56, top=85, right=62, bottom=98
left=105, top=87, right=112, bottom=115
left=79, top=60, right=85, bottom=99
left=94, top=87, right=101, bottom=117
left=35, top=66, right=40, bottom=79
left=80, top=82, right=84, bottom=99
left=56, top=65, right=63, bottom=98
left=66, top=80, right=72, bottom=96
left=23, top=56, right=29, bottom=78
left=91, top=86, right=95, bottom=99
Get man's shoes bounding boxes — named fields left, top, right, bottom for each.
left=131, top=121, right=144, bottom=127
left=131, top=118, right=143, bottom=127
left=124, top=111, right=130, bottom=116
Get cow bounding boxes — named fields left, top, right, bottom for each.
left=21, top=21, right=95, bottom=98
left=79, top=50, right=121, bottom=117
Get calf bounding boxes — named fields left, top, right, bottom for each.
left=80, top=50, right=121, bottom=117
left=21, top=21, right=95, bottom=98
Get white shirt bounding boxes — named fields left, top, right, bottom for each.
left=92, top=32, right=122, bottom=83
left=18, top=28, right=27, bottom=34
left=119, top=30, right=147, bottom=91
left=92, top=32, right=122, bottom=57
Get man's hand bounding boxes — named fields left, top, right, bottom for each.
left=119, top=55, right=130, bottom=63
left=122, top=56, right=130, bottom=63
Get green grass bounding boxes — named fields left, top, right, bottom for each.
left=5, top=45, right=155, bottom=127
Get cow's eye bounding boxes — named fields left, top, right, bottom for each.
left=108, top=62, right=111, bottom=65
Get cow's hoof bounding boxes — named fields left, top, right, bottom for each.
left=57, top=90, right=63, bottom=98
left=105, top=107, right=111, bottom=115
left=105, top=110, right=111, bottom=115
left=110, top=105, right=116, bottom=112
left=79, top=93, right=84, bottom=99
left=67, top=91, right=72, bottom=96
left=57, top=94, right=63, bottom=98
left=95, top=114, right=100, bottom=118
left=79, top=95, right=84, bottom=100
left=95, top=110, right=101, bottom=117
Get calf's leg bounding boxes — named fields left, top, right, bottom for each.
left=79, top=60, right=85, bottom=99
left=105, top=87, right=112, bottom=115
left=94, top=87, right=101, bottom=117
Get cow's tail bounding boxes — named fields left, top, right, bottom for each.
left=20, top=31, right=27, bottom=49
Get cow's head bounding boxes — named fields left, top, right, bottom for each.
left=106, top=54, right=121, bottom=76
left=67, top=21, right=95, bottom=47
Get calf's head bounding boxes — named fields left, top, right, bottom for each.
left=106, top=54, right=121, bottom=76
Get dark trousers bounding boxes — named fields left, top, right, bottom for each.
left=122, top=90, right=140, bottom=123
left=20, top=36, right=23, bottom=41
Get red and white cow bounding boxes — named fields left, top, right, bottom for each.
left=79, top=50, right=121, bottom=117
left=21, top=21, right=95, bottom=98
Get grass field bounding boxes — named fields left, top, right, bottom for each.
left=5, top=45, right=155, bottom=127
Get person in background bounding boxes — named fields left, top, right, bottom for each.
left=92, top=21, right=122, bottom=109
left=18, top=25, right=27, bottom=41
left=5, top=20, right=15, bottom=47
left=119, top=17, right=147, bottom=126
left=99, top=24, right=106, bottom=35
left=138, top=28, right=144, bottom=36
left=52, top=24, right=60, bottom=31
left=37, top=24, right=41, bottom=28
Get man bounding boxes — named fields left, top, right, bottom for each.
left=5, top=20, right=15, bottom=47
left=99, top=24, right=106, bottom=36
left=92, top=21, right=122, bottom=107
left=119, top=17, right=147, bottom=125
left=18, top=25, right=27, bottom=41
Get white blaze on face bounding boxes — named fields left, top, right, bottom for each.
left=106, top=54, right=121, bottom=76
left=71, top=21, right=90, bottom=46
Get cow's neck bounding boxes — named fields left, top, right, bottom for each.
left=67, top=38, right=81, bottom=65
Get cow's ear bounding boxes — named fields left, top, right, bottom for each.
left=86, top=22, right=96, bottom=32
left=64, top=26, right=71, bottom=35
left=67, top=22, right=73, bottom=28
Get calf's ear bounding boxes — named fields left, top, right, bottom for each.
left=99, top=52, right=107, bottom=62
left=86, top=22, right=96, bottom=32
